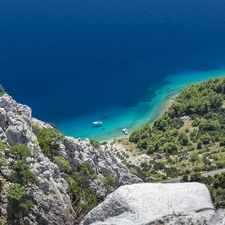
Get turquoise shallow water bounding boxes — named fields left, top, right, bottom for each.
left=58, top=68, right=225, bottom=141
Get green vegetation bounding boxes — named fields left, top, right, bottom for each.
left=7, top=184, right=27, bottom=205
left=127, top=164, right=153, bottom=181
left=0, top=140, right=7, bottom=151
left=81, top=161, right=97, bottom=180
left=37, top=128, right=65, bottom=158
left=54, top=156, right=71, bottom=173
left=66, top=161, right=99, bottom=221
left=19, top=200, right=34, bottom=215
left=0, top=140, right=7, bottom=166
left=124, top=77, right=225, bottom=208
left=90, top=139, right=101, bottom=149
left=10, top=144, right=30, bottom=160
left=102, top=174, right=116, bottom=186
left=130, top=78, right=225, bottom=153
left=67, top=176, right=98, bottom=221
left=11, top=160, right=36, bottom=185
left=7, top=184, right=33, bottom=215
left=64, top=161, right=116, bottom=221
left=0, top=141, right=34, bottom=218
left=0, top=84, right=6, bottom=97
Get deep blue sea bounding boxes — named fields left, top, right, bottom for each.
left=1, top=0, right=225, bottom=140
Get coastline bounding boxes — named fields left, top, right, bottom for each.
left=147, top=89, right=182, bottom=125
left=58, top=69, right=225, bottom=142
left=97, top=73, right=225, bottom=143
left=101, top=89, right=182, bottom=143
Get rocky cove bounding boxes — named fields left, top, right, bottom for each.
left=0, top=93, right=224, bottom=225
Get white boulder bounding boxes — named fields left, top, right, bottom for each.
left=81, top=183, right=215, bottom=225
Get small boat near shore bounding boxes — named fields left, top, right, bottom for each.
left=122, top=128, right=128, bottom=135
left=93, top=121, right=103, bottom=126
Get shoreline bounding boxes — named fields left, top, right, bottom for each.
left=59, top=70, right=225, bottom=143
left=101, top=89, right=182, bottom=143
left=148, top=89, right=182, bottom=125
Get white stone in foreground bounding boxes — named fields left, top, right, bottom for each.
left=81, top=183, right=215, bottom=225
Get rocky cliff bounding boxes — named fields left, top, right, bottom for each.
left=0, top=94, right=142, bottom=224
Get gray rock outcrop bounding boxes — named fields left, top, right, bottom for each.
left=81, top=182, right=224, bottom=225
left=0, top=94, right=142, bottom=224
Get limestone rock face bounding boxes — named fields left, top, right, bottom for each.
left=0, top=94, right=17, bottom=112
left=81, top=183, right=217, bottom=225
left=96, top=149, right=142, bottom=186
left=0, top=95, right=76, bottom=224
left=30, top=117, right=52, bottom=135
left=0, top=94, right=142, bottom=224
left=57, top=136, right=142, bottom=198
left=0, top=94, right=36, bottom=148
left=0, top=108, right=6, bottom=129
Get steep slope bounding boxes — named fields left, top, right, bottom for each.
left=0, top=94, right=142, bottom=224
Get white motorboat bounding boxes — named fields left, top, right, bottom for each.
left=93, top=121, right=102, bottom=126
left=122, top=128, right=128, bottom=135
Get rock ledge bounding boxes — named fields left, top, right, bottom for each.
left=81, top=182, right=218, bottom=225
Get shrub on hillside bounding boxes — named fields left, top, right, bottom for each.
left=90, top=139, right=100, bottom=149
left=7, top=184, right=33, bottom=215
left=37, top=128, right=65, bottom=158
left=0, top=84, right=6, bottom=97
left=200, top=134, right=211, bottom=144
left=11, top=160, right=36, bottom=185
left=81, top=161, right=97, bottom=180
left=129, top=124, right=151, bottom=143
left=220, top=137, right=225, bottom=146
left=189, top=172, right=205, bottom=182
left=7, top=184, right=27, bottom=206
left=0, top=140, right=7, bottom=151
left=66, top=175, right=99, bottom=222
left=178, top=132, right=189, bottom=146
left=0, top=140, right=7, bottom=166
left=10, top=144, right=30, bottom=160
left=54, top=156, right=71, bottom=173
left=102, top=174, right=116, bottom=186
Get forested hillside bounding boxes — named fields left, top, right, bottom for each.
left=127, top=77, right=225, bottom=207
